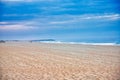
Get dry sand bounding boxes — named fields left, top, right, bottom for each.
left=0, top=42, right=120, bottom=80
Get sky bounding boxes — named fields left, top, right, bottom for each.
left=0, top=0, right=120, bottom=43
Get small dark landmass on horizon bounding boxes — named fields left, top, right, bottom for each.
left=30, top=39, right=55, bottom=42
left=0, top=39, right=56, bottom=43
left=0, top=40, right=6, bottom=43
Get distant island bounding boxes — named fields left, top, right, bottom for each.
left=0, top=39, right=56, bottom=43
left=30, top=39, right=55, bottom=42
left=0, top=40, right=6, bottom=43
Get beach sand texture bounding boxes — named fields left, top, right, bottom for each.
left=0, top=42, right=120, bottom=80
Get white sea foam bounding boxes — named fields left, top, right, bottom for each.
left=78, top=42, right=117, bottom=45
left=40, top=41, right=119, bottom=46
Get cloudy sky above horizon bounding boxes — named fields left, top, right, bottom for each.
left=0, top=0, right=120, bottom=42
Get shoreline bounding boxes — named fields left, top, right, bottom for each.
left=1, top=41, right=120, bottom=46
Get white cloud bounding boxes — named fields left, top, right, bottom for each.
left=47, top=14, right=120, bottom=24
left=0, top=24, right=37, bottom=30
left=49, top=20, right=74, bottom=24
left=82, top=14, right=120, bottom=20
left=0, top=13, right=119, bottom=31
left=0, top=22, right=9, bottom=25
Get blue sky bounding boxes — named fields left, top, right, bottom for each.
left=0, top=0, right=120, bottom=42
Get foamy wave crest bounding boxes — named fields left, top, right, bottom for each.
left=78, top=42, right=117, bottom=45
left=40, top=41, right=119, bottom=46
left=40, top=41, right=63, bottom=43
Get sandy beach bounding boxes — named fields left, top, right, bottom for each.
left=0, top=42, right=120, bottom=80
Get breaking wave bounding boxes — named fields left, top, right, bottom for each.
left=40, top=41, right=120, bottom=46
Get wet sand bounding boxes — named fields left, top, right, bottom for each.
left=0, top=42, right=120, bottom=80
